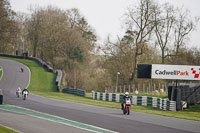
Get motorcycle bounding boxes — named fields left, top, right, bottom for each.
left=23, top=91, right=28, bottom=100
left=123, top=97, right=131, bottom=115
left=21, top=67, right=24, bottom=72
left=16, top=88, right=22, bottom=98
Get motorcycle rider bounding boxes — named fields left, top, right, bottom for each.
left=121, top=92, right=131, bottom=110
left=22, top=88, right=29, bottom=95
left=21, top=67, right=24, bottom=72
left=16, top=87, right=22, bottom=97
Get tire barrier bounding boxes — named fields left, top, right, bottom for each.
left=62, top=88, right=85, bottom=97
left=92, top=91, right=176, bottom=111
left=56, top=70, right=62, bottom=91
left=168, top=84, right=200, bottom=110
left=0, top=89, right=3, bottom=104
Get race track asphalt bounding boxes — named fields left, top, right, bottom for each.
left=0, top=58, right=200, bottom=133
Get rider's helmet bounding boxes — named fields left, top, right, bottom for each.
left=125, top=92, right=129, bottom=96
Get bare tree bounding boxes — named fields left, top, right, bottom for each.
left=174, top=10, right=199, bottom=55
left=124, top=0, right=156, bottom=80
left=153, top=4, right=199, bottom=64
left=153, top=3, right=175, bottom=64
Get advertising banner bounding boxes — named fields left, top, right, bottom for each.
left=151, top=64, right=200, bottom=80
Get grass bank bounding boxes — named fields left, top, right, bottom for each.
left=0, top=56, right=200, bottom=121
left=0, top=125, right=18, bottom=133
left=0, top=66, right=2, bottom=79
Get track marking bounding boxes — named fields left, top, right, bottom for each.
left=0, top=104, right=118, bottom=133
left=25, top=65, right=31, bottom=89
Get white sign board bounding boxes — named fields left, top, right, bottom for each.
left=151, top=64, right=200, bottom=80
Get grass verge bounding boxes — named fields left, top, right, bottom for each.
left=0, top=66, right=2, bottom=79
left=1, top=56, right=200, bottom=121
left=0, top=125, right=18, bottom=133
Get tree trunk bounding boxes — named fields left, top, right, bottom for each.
left=162, top=49, right=165, bottom=64
left=131, top=52, right=138, bottom=81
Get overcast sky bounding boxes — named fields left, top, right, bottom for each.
left=9, top=0, right=200, bottom=47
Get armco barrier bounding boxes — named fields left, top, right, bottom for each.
left=62, top=88, right=85, bottom=97
left=0, top=54, right=53, bottom=72
left=28, top=57, right=53, bottom=72
left=92, top=91, right=176, bottom=111
left=55, top=69, right=62, bottom=91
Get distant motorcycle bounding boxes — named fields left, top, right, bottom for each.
left=16, top=88, right=22, bottom=98
left=23, top=90, right=28, bottom=100
left=21, top=67, right=24, bottom=72
left=122, top=97, right=131, bottom=115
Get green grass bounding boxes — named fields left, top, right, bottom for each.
left=1, top=56, right=200, bottom=121
left=0, top=125, right=18, bottom=133
left=0, top=69, right=2, bottom=79
left=0, top=57, right=56, bottom=92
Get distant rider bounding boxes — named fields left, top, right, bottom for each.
left=21, top=67, right=24, bottom=72
left=16, top=87, right=22, bottom=95
left=121, top=92, right=131, bottom=110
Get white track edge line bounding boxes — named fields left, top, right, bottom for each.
left=25, top=65, right=31, bottom=89
left=1, top=105, right=118, bottom=133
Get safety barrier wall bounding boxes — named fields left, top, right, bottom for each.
left=55, top=70, right=62, bottom=91
left=92, top=91, right=176, bottom=111
left=30, top=57, right=53, bottom=72
left=0, top=54, right=53, bottom=72
left=62, top=88, right=85, bottom=97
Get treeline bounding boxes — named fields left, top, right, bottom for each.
left=0, top=0, right=200, bottom=92
left=101, top=0, right=200, bottom=87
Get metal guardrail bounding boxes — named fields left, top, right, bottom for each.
left=0, top=54, right=53, bottom=72
left=56, top=70, right=62, bottom=91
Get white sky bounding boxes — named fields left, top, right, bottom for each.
left=9, top=0, right=200, bottom=48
